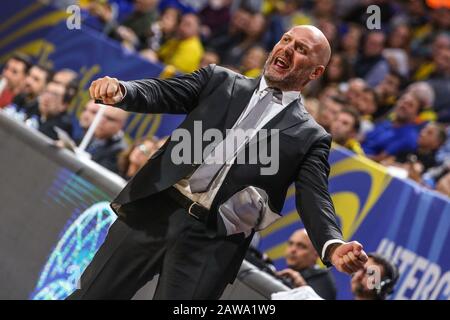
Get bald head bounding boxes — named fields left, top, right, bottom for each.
left=285, top=228, right=319, bottom=270
left=291, top=25, right=331, bottom=66
left=264, top=25, right=332, bottom=91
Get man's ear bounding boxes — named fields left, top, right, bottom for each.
left=309, top=65, right=325, bottom=81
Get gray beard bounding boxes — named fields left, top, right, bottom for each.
left=263, top=64, right=308, bottom=91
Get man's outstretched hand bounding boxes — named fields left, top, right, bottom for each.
left=89, top=76, right=124, bottom=105
left=329, top=241, right=368, bottom=274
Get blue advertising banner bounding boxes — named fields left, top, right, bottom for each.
left=258, top=145, right=450, bottom=300
left=0, top=0, right=68, bottom=63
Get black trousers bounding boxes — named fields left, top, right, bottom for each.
left=66, top=191, right=250, bottom=300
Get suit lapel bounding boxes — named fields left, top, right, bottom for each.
left=223, top=76, right=309, bottom=148
left=262, top=95, right=309, bottom=132
left=223, top=76, right=261, bottom=130
left=244, top=96, right=309, bottom=150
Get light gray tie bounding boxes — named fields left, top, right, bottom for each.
left=189, top=87, right=282, bottom=193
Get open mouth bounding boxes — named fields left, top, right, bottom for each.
left=273, top=56, right=290, bottom=70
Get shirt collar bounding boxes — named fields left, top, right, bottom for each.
left=259, top=76, right=301, bottom=107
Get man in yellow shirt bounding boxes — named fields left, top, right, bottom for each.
left=158, top=13, right=204, bottom=73
left=330, top=108, right=365, bottom=155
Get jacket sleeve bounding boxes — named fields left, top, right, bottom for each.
left=295, top=133, right=343, bottom=266
left=114, top=64, right=215, bottom=114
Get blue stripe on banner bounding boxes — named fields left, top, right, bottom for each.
left=428, top=202, right=450, bottom=262
left=386, top=185, right=412, bottom=239
left=407, top=191, right=433, bottom=251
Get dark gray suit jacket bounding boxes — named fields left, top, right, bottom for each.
left=111, top=64, right=343, bottom=267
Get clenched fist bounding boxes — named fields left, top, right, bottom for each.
left=329, top=241, right=368, bottom=274
left=89, top=76, right=124, bottom=105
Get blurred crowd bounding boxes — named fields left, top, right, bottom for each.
left=1, top=0, right=450, bottom=197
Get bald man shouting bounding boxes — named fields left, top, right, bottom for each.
left=68, top=25, right=368, bottom=300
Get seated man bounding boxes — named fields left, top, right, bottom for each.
left=13, top=63, right=53, bottom=118
left=273, top=252, right=398, bottom=300
left=362, top=91, right=423, bottom=162
left=275, top=229, right=337, bottom=300
left=37, top=81, right=73, bottom=140
left=330, top=108, right=364, bottom=155
left=0, top=53, right=31, bottom=108
left=85, top=106, right=128, bottom=174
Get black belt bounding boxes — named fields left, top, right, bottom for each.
left=165, top=187, right=209, bottom=222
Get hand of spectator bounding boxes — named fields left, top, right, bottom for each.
left=117, top=26, right=139, bottom=46
left=276, top=268, right=307, bottom=288
left=329, top=241, right=368, bottom=274
left=89, top=76, right=124, bottom=105
left=407, top=161, right=424, bottom=182
left=88, top=2, right=113, bottom=22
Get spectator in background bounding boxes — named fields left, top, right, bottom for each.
left=53, top=68, right=78, bottom=86
left=240, top=45, right=267, bottom=77
left=331, top=108, right=364, bottom=156
left=387, top=23, right=412, bottom=52
left=353, top=87, right=379, bottom=136
left=72, top=99, right=100, bottom=144
left=374, top=71, right=405, bottom=120
left=351, top=253, right=398, bottom=300
left=199, top=0, right=232, bottom=41
left=85, top=106, right=128, bottom=174
left=354, top=31, right=390, bottom=87
left=313, top=0, right=336, bottom=21
left=413, top=33, right=450, bottom=81
left=220, top=12, right=266, bottom=66
left=118, top=137, right=159, bottom=180
left=206, top=7, right=251, bottom=62
left=157, top=13, right=204, bottom=73
left=199, top=50, right=220, bottom=68
left=343, top=78, right=377, bottom=137
left=108, top=0, right=159, bottom=49
left=13, top=63, right=53, bottom=118
left=410, top=6, right=450, bottom=60
left=147, top=5, right=181, bottom=51
left=339, top=23, right=362, bottom=66
left=36, top=81, right=73, bottom=140
left=321, top=53, right=350, bottom=89
left=362, top=91, right=424, bottom=162
left=317, top=95, right=345, bottom=133
left=318, top=83, right=340, bottom=103
left=344, top=78, right=367, bottom=109
left=308, top=52, right=351, bottom=97
left=0, top=53, right=31, bottom=108
left=405, top=81, right=436, bottom=122
left=426, top=36, right=450, bottom=122
left=275, top=229, right=337, bottom=300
